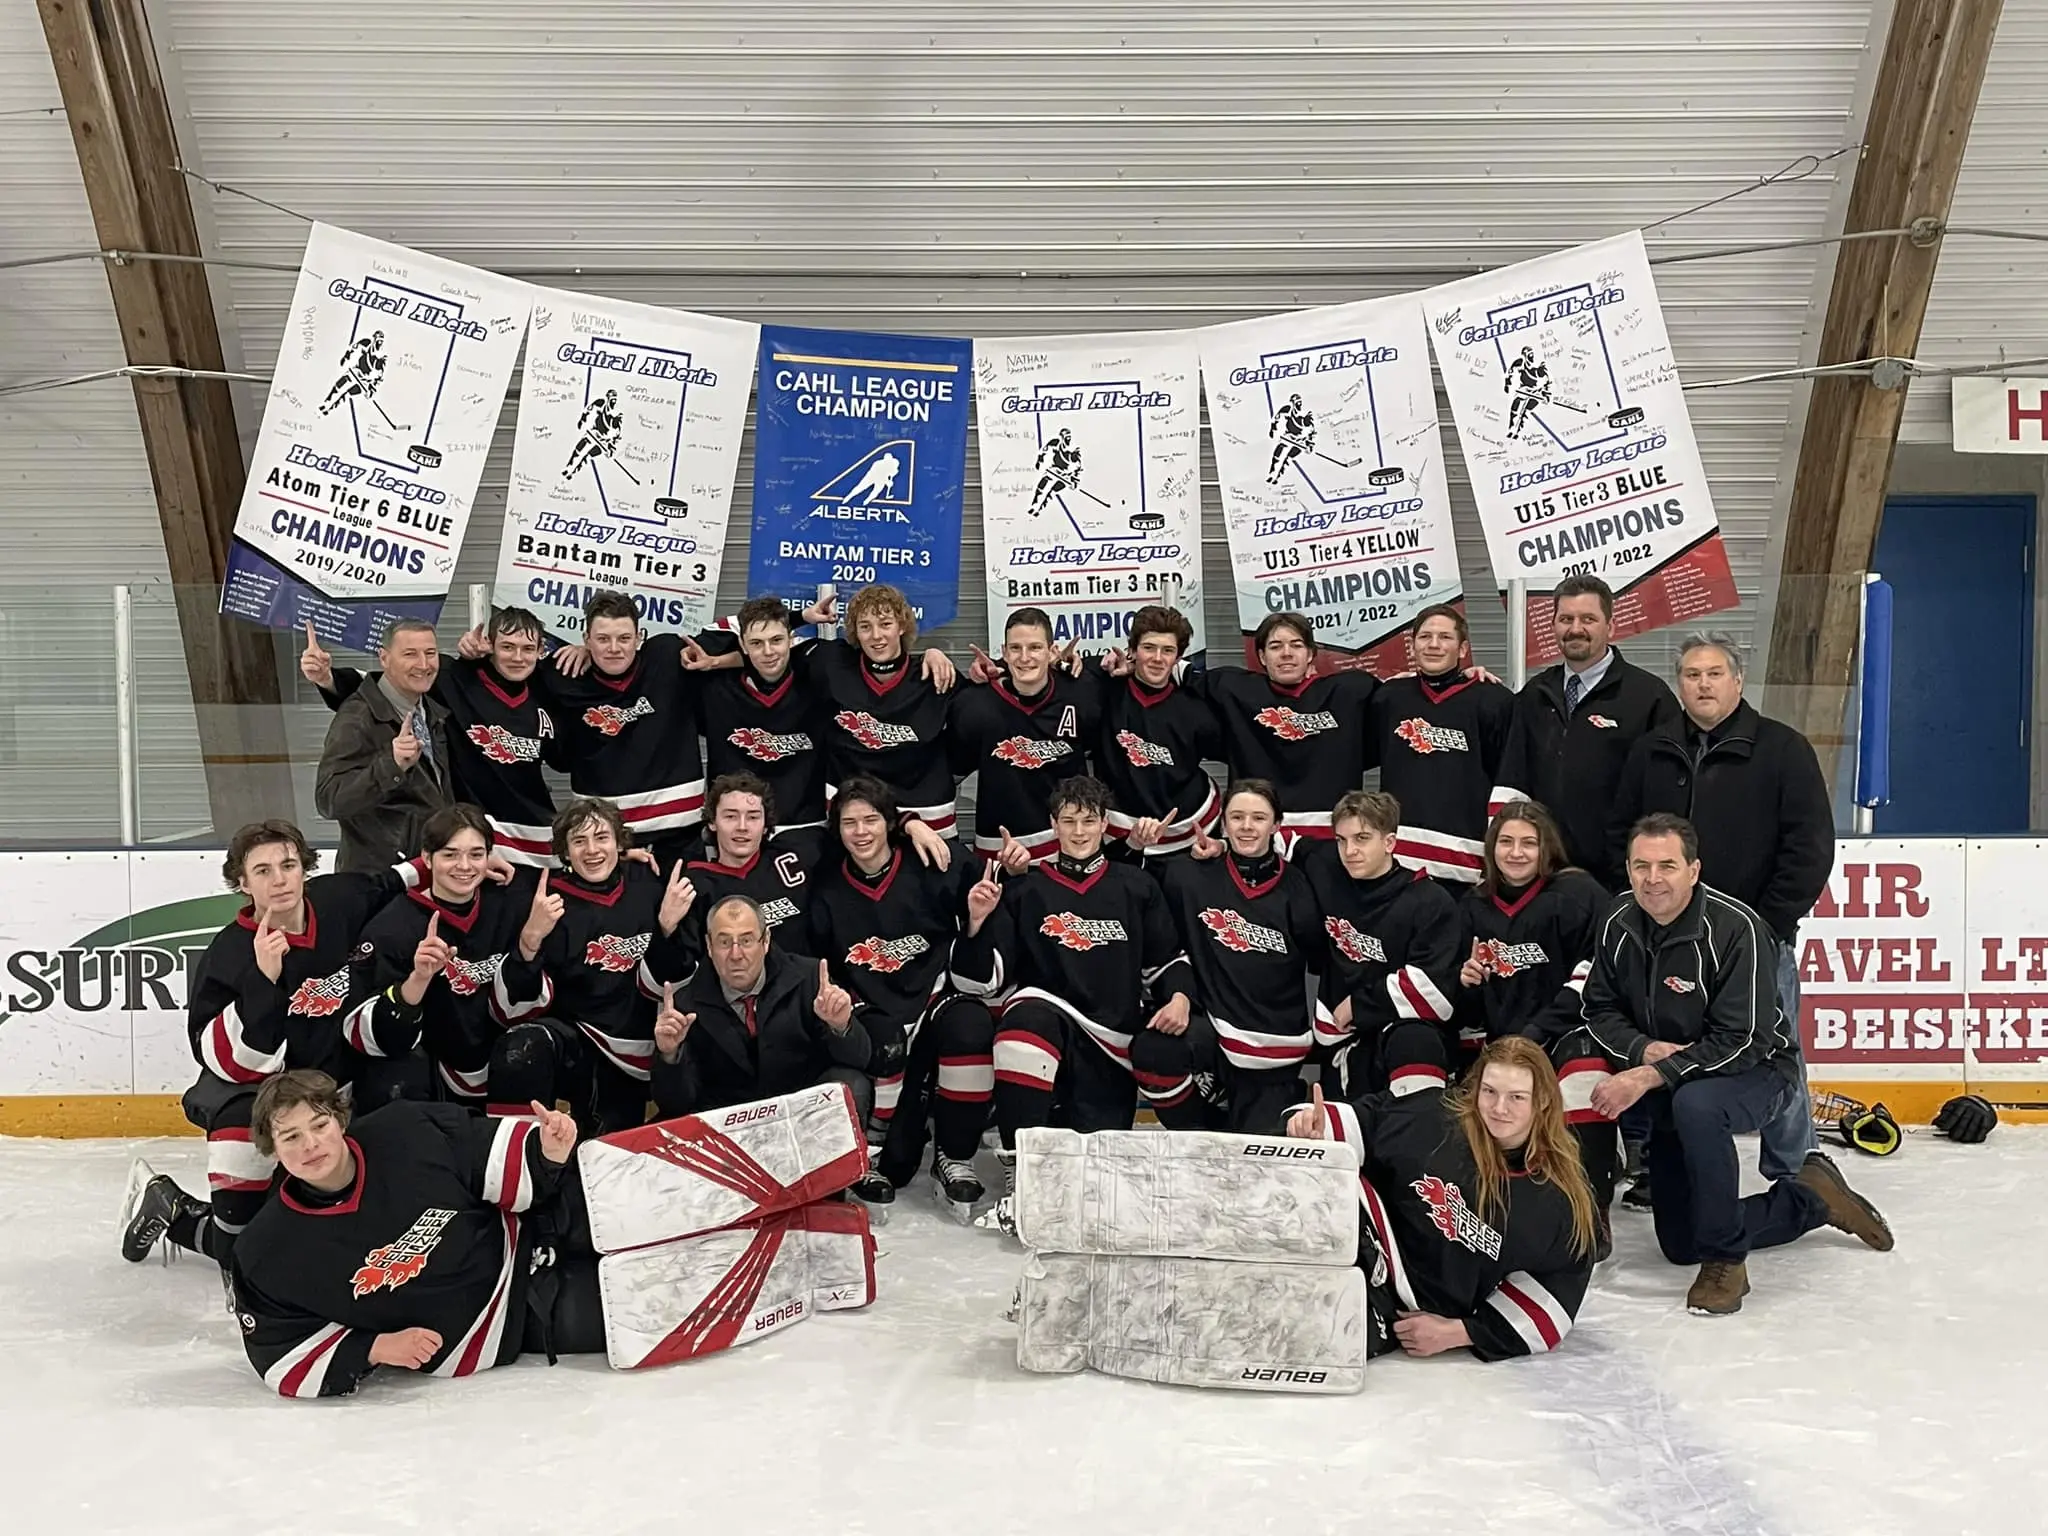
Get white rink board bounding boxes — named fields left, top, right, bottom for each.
left=5, top=1134, right=2042, bottom=1532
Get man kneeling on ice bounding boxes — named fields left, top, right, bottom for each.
left=228, top=1070, right=607, bottom=1397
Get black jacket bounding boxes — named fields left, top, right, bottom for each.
left=1605, top=699, right=1833, bottom=945
left=313, top=680, right=455, bottom=872
left=650, top=945, right=872, bottom=1119
left=1496, top=649, right=1679, bottom=883
left=1578, top=884, right=1792, bottom=1090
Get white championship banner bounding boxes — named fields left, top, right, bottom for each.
left=1014, top=1126, right=1361, bottom=1265
left=1015, top=1252, right=1367, bottom=1394
left=1423, top=230, right=1738, bottom=663
left=1200, top=296, right=1461, bottom=673
left=494, top=292, right=759, bottom=644
left=575, top=1083, right=868, bottom=1254
left=220, top=223, right=533, bottom=649
left=973, top=330, right=1205, bottom=655
left=599, top=1201, right=876, bottom=1370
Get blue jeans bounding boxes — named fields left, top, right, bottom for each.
left=1757, top=938, right=1817, bottom=1180
left=1645, top=1065, right=1827, bottom=1265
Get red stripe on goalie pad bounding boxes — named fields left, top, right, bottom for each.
left=576, top=1083, right=869, bottom=1254
left=599, top=1202, right=876, bottom=1370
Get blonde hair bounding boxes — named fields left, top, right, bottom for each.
left=1445, top=1037, right=1598, bottom=1257
left=844, top=584, right=917, bottom=650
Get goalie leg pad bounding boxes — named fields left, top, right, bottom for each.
left=598, top=1202, right=876, bottom=1369
left=1013, top=1125, right=1361, bottom=1264
left=576, top=1082, right=869, bottom=1253
left=1015, top=1252, right=1366, bottom=1393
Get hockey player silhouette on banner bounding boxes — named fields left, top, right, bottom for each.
left=1028, top=429, right=1083, bottom=516
left=320, top=332, right=387, bottom=416
left=1504, top=347, right=1552, bottom=440
left=563, top=390, right=626, bottom=480
left=846, top=450, right=902, bottom=507
left=1267, top=394, right=1316, bottom=483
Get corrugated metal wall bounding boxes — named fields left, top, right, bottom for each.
left=1902, top=0, right=2046, bottom=444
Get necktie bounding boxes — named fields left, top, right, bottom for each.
left=1564, top=673, right=1584, bottom=715
left=742, top=996, right=758, bottom=1038
left=411, top=704, right=435, bottom=766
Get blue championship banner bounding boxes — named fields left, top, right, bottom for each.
left=747, top=326, right=973, bottom=630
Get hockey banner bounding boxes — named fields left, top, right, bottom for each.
left=1199, top=296, right=1460, bottom=674
left=973, top=330, right=1205, bottom=655
left=493, top=292, right=758, bottom=645
left=1422, top=230, right=1738, bottom=664
left=219, top=224, right=531, bottom=650
left=747, top=326, right=973, bottom=630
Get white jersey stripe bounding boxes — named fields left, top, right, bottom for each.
left=481, top=1117, right=536, bottom=1212
left=993, top=1030, right=1061, bottom=1089
left=201, top=1005, right=284, bottom=1085
left=1211, top=1013, right=1313, bottom=1070
left=264, top=1323, right=350, bottom=1398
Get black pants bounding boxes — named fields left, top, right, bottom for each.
left=520, top=1160, right=606, bottom=1362
left=992, top=998, right=1139, bottom=1144
left=1127, top=1015, right=1301, bottom=1136
left=1333, top=1020, right=1454, bottom=1101
left=488, top=1018, right=649, bottom=1138
left=871, top=995, right=996, bottom=1186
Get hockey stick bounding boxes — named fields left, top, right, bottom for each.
left=1069, top=483, right=1116, bottom=509
left=365, top=392, right=411, bottom=433
left=1312, top=450, right=1363, bottom=468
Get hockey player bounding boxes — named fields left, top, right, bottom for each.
left=696, top=598, right=832, bottom=847
left=1504, top=346, right=1550, bottom=439
left=310, top=608, right=564, bottom=867
left=1297, top=790, right=1462, bottom=1098
left=562, top=389, right=624, bottom=480
left=342, top=805, right=554, bottom=1110
left=118, top=820, right=488, bottom=1270
left=679, top=773, right=814, bottom=945
left=319, top=330, right=385, bottom=416
left=505, top=797, right=699, bottom=1135
left=952, top=775, right=1195, bottom=1231
left=1148, top=780, right=1324, bottom=1135
left=648, top=895, right=870, bottom=1123
left=1370, top=604, right=1515, bottom=885
left=949, top=607, right=1102, bottom=866
left=808, top=776, right=994, bottom=1215
left=1092, top=604, right=1222, bottom=863
left=1286, top=1036, right=1598, bottom=1361
left=1267, top=394, right=1315, bottom=483
left=1456, top=800, right=1618, bottom=1254
left=1028, top=428, right=1082, bottom=516
left=227, top=1069, right=606, bottom=1397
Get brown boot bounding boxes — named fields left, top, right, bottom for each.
left=1686, top=1259, right=1750, bottom=1316
left=1795, top=1150, right=1895, bottom=1252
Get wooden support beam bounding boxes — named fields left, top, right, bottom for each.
left=1768, top=0, right=2006, bottom=766
left=38, top=0, right=294, bottom=837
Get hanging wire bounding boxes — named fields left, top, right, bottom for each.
left=171, top=163, right=316, bottom=225
left=1641, top=145, right=1863, bottom=232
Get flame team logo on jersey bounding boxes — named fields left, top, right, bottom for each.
left=439, top=952, right=504, bottom=996
left=834, top=710, right=918, bottom=750
left=350, top=1207, right=458, bottom=1298
left=1473, top=938, right=1548, bottom=978
left=1663, top=975, right=1697, bottom=994
left=1040, top=912, right=1128, bottom=951
left=585, top=931, right=651, bottom=973
left=991, top=737, right=1072, bottom=770
left=1393, top=718, right=1470, bottom=755
left=287, top=966, right=351, bottom=1018
left=1115, top=730, right=1174, bottom=768
left=582, top=697, right=655, bottom=737
left=845, top=934, right=932, bottom=973
left=1252, top=706, right=1338, bottom=742
left=1324, top=917, right=1386, bottom=965
left=728, top=726, right=813, bottom=763
left=1585, top=714, right=1618, bottom=730
left=1410, top=1175, right=1502, bottom=1259
left=467, top=724, right=542, bottom=765
left=1199, top=908, right=1289, bottom=955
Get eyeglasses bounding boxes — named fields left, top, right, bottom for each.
left=711, top=932, right=765, bottom=952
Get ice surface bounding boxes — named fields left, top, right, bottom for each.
left=7, top=1131, right=2047, bottom=1533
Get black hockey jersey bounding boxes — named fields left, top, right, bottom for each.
left=343, top=878, right=550, bottom=1102
left=230, top=1101, right=563, bottom=1397
left=948, top=672, right=1101, bottom=860
left=1193, top=666, right=1379, bottom=833
left=1087, top=662, right=1223, bottom=858
left=189, top=865, right=420, bottom=1088
left=1327, top=1086, right=1590, bottom=1360
left=1371, top=671, right=1515, bottom=883
left=681, top=837, right=815, bottom=947
left=548, top=632, right=707, bottom=842
left=1455, top=872, right=1609, bottom=1048
left=808, top=849, right=975, bottom=1027
left=1295, top=843, right=1460, bottom=1050
left=952, top=853, right=1193, bottom=1067
left=696, top=648, right=831, bottom=832
left=533, top=863, right=696, bottom=1082
left=1160, top=850, right=1323, bottom=1072
left=436, top=660, right=563, bottom=865
left=810, top=640, right=957, bottom=833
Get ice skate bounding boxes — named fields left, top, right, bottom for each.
left=931, top=1149, right=984, bottom=1223
left=973, top=1150, right=1018, bottom=1237
left=848, top=1170, right=894, bottom=1226
left=117, top=1160, right=206, bottom=1265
